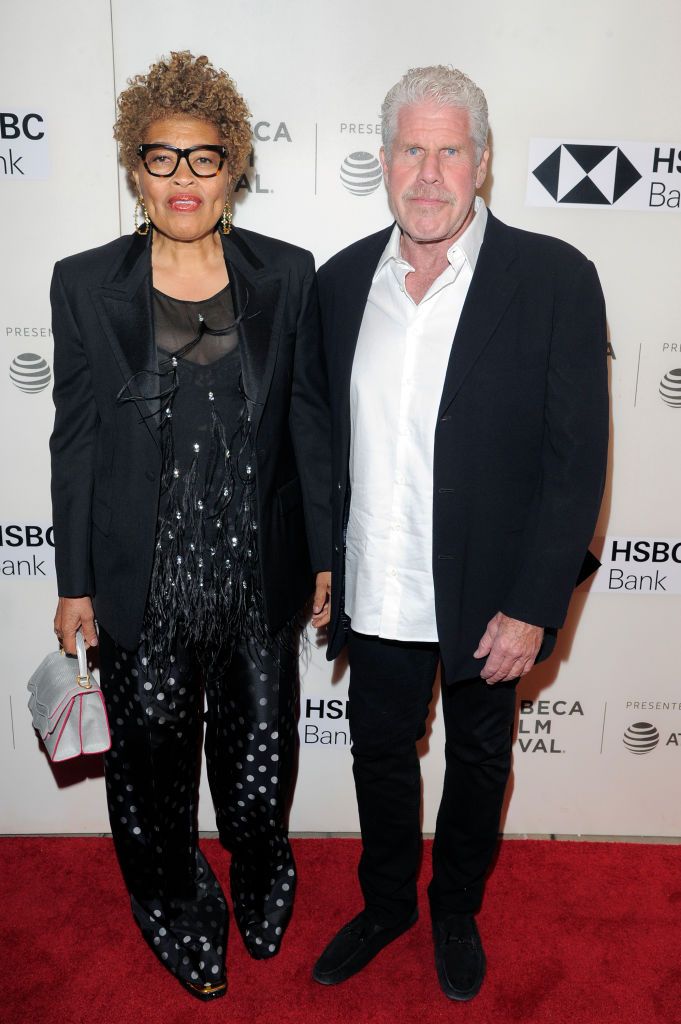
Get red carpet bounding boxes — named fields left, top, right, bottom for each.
left=2, top=837, right=679, bottom=1023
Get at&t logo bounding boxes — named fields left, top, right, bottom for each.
left=622, top=721, right=681, bottom=753
left=340, top=152, right=383, bottom=196
left=623, top=722, right=660, bottom=754
left=9, top=352, right=51, bottom=393
left=659, top=368, right=681, bottom=407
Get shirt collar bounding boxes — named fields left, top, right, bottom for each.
left=374, top=197, right=488, bottom=282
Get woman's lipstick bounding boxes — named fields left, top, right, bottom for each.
left=168, top=194, right=202, bottom=212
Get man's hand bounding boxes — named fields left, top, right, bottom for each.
left=473, top=611, right=544, bottom=684
left=53, top=596, right=98, bottom=655
left=311, top=571, right=331, bottom=628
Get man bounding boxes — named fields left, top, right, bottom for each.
left=311, top=66, right=609, bottom=1001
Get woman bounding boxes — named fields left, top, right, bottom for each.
left=50, top=51, right=331, bottom=1001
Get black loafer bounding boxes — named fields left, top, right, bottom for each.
left=313, top=909, right=418, bottom=985
left=432, top=913, right=486, bottom=1001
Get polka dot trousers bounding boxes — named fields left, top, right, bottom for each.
left=98, top=627, right=298, bottom=998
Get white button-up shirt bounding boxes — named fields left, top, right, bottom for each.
left=345, top=198, right=488, bottom=641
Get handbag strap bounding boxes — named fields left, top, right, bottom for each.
left=75, top=630, right=91, bottom=689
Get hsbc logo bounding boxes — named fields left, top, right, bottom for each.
left=0, top=522, right=55, bottom=578
left=526, top=138, right=680, bottom=212
left=588, top=536, right=681, bottom=594
left=0, top=109, right=49, bottom=179
left=533, top=144, right=641, bottom=205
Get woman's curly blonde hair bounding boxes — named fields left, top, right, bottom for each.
left=114, top=51, right=252, bottom=185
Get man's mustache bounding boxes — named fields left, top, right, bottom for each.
left=402, top=187, right=456, bottom=204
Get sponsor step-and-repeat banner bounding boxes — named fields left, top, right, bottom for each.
left=1, top=0, right=679, bottom=838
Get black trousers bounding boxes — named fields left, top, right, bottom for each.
left=347, top=629, right=518, bottom=926
left=98, top=627, right=298, bottom=992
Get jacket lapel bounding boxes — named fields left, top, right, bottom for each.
left=438, top=211, right=520, bottom=415
left=92, top=230, right=154, bottom=380
left=221, top=230, right=286, bottom=434
left=91, top=231, right=160, bottom=434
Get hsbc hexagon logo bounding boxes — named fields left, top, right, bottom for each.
left=532, top=143, right=641, bottom=205
left=525, top=138, right=681, bottom=211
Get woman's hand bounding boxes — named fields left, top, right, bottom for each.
left=53, top=596, right=98, bottom=655
left=311, top=572, right=331, bottom=629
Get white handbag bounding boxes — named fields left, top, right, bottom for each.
left=27, top=630, right=111, bottom=762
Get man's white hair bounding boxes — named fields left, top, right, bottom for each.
left=381, top=65, right=488, bottom=161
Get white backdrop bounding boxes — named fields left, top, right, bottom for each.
left=1, top=0, right=680, bottom=837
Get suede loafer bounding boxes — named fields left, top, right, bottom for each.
left=313, top=909, right=418, bottom=986
left=432, top=912, right=486, bottom=1001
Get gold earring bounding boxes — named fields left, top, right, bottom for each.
left=221, top=201, right=232, bottom=235
left=134, top=196, right=150, bottom=236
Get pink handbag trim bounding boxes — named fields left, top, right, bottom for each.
left=51, top=691, right=111, bottom=759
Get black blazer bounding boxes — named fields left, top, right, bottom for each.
left=318, top=210, right=609, bottom=683
left=50, top=226, right=331, bottom=651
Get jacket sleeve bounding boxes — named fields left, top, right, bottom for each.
left=288, top=254, right=332, bottom=574
left=49, top=261, right=99, bottom=596
left=500, top=258, right=609, bottom=628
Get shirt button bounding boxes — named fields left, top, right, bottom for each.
left=390, top=568, right=397, bottom=577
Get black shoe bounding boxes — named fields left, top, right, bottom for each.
left=176, top=975, right=227, bottom=1002
left=432, top=913, right=486, bottom=1001
left=313, top=909, right=418, bottom=985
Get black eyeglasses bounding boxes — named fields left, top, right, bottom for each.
left=137, top=143, right=227, bottom=178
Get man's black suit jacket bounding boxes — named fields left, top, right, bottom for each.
left=318, top=210, right=609, bottom=683
left=50, top=226, right=331, bottom=651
